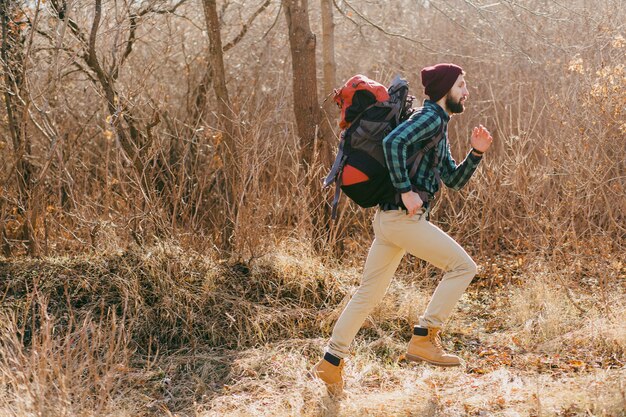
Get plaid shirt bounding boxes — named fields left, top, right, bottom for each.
left=383, top=100, right=482, bottom=196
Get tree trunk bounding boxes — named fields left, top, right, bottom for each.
left=282, top=0, right=321, bottom=169
left=201, top=0, right=237, bottom=254
left=320, top=0, right=336, bottom=95
left=320, top=0, right=337, bottom=142
left=283, top=0, right=330, bottom=247
left=1, top=1, right=39, bottom=256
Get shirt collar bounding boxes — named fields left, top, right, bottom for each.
left=424, top=99, right=450, bottom=122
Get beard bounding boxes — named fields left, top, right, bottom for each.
left=446, top=95, right=465, bottom=114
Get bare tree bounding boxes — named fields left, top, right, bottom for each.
left=201, top=0, right=237, bottom=253
left=1, top=1, right=39, bottom=256
left=36, top=0, right=193, bottom=240
left=320, top=0, right=337, bottom=146
left=283, top=0, right=333, bottom=245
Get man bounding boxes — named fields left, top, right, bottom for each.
left=313, top=63, right=493, bottom=395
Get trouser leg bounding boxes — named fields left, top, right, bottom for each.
left=327, top=211, right=405, bottom=358
left=380, top=211, right=478, bottom=328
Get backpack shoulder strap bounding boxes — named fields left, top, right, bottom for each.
left=406, top=124, right=446, bottom=180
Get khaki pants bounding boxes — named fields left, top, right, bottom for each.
left=327, top=209, right=477, bottom=359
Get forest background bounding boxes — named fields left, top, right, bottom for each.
left=0, top=0, right=624, bottom=416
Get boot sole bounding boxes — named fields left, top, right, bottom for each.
left=405, top=352, right=461, bottom=367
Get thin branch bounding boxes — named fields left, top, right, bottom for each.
left=428, top=0, right=471, bottom=32
left=547, top=0, right=601, bottom=26
left=501, top=0, right=566, bottom=20
left=29, top=14, right=98, bottom=84
left=261, top=1, right=282, bottom=40
left=115, top=13, right=137, bottom=79
left=22, top=0, right=41, bottom=78
left=461, top=0, right=534, bottom=63
left=499, top=0, right=568, bottom=54
left=138, top=0, right=189, bottom=17
left=115, top=0, right=189, bottom=78
left=331, top=0, right=360, bottom=27
left=49, top=0, right=87, bottom=46
left=223, top=0, right=272, bottom=52
left=42, top=0, right=97, bottom=84
left=340, top=0, right=437, bottom=52
left=1, top=1, right=21, bottom=151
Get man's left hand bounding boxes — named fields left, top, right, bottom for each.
left=470, top=124, right=493, bottom=153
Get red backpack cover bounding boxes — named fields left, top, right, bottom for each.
left=333, top=75, right=390, bottom=129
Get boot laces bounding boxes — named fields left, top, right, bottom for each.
left=430, top=328, right=444, bottom=350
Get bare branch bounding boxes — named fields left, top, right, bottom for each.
left=138, top=0, right=189, bottom=17
left=88, top=0, right=102, bottom=69
left=114, top=13, right=137, bottom=79
left=29, top=23, right=99, bottom=84
left=1, top=10, right=20, bottom=152
left=223, top=0, right=272, bottom=52
left=115, top=0, right=189, bottom=79
left=49, top=0, right=88, bottom=46
left=340, top=0, right=437, bottom=52
left=427, top=0, right=471, bottom=32
left=261, top=1, right=282, bottom=40
left=461, top=0, right=534, bottom=62
left=546, top=0, right=601, bottom=26
left=499, top=1, right=568, bottom=53
left=331, top=0, right=363, bottom=30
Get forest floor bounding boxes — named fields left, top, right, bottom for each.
left=0, top=243, right=624, bottom=416
left=202, top=258, right=626, bottom=417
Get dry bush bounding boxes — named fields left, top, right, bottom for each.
left=0, top=241, right=347, bottom=351
left=0, top=243, right=348, bottom=415
left=505, top=260, right=626, bottom=369
left=0, top=0, right=623, bottom=261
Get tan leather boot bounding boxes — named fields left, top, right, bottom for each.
left=312, top=353, right=345, bottom=396
left=406, top=326, right=461, bottom=367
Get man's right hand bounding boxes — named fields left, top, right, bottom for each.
left=401, top=191, right=424, bottom=217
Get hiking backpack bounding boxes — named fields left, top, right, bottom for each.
left=324, top=74, right=445, bottom=218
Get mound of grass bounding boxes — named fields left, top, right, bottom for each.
left=0, top=243, right=346, bottom=353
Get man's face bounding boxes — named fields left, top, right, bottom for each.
left=445, top=74, right=469, bottom=114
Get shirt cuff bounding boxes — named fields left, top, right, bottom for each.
left=394, top=184, right=412, bottom=193
left=468, top=150, right=483, bottom=163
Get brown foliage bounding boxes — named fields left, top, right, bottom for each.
left=0, top=0, right=622, bottom=261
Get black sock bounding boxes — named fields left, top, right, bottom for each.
left=413, top=326, right=428, bottom=336
left=324, top=352, right=341, bottom=366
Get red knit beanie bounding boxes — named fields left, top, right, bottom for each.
left=421, top=63, right=464, bottom=102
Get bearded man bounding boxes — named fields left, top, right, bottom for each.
left=313, top=63, right=494, bottom=395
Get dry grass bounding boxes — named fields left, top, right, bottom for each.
left=1, top=244, right=625, bottom=416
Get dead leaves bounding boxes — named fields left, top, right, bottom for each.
left=467, top=345, right=514, bottom=375
left=464, top=340, right=598, bottom=377
left=535, top=354, right=584, bottom=373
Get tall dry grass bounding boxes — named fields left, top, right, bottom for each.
left=0, top=0, right=623, bottom=260
left=0, top=242, right=348, bottom=415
